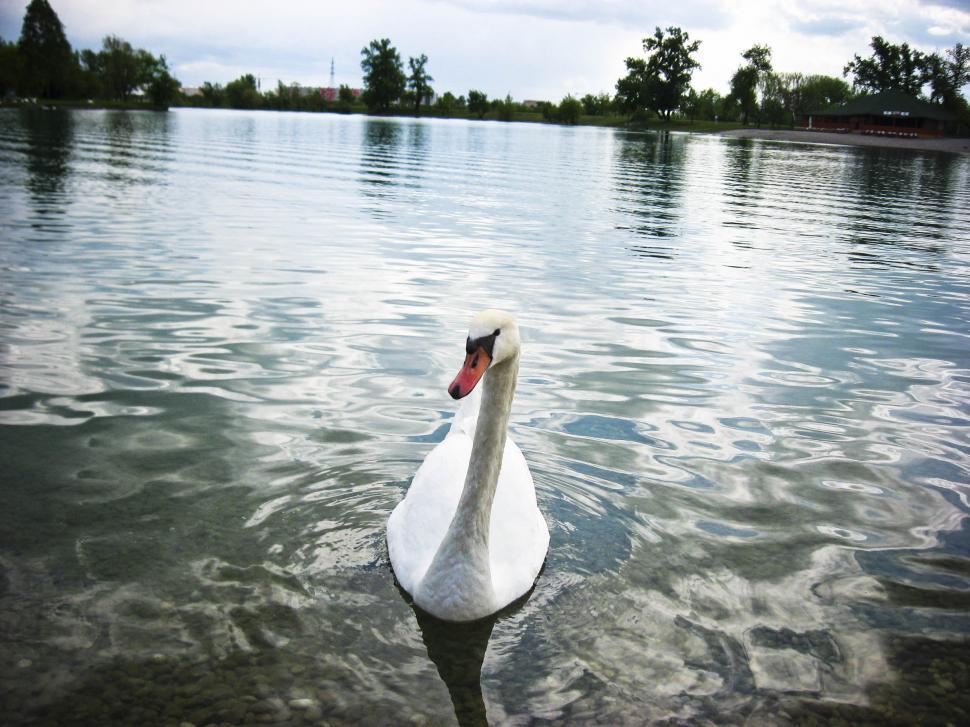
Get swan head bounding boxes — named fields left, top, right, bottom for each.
left=448, top=310, right=520, bottom=400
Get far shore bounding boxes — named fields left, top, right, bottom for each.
left=717, top=127, right=970, bottom=155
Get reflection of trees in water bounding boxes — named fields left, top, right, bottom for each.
left=721, top=139, right=764, bottom=250
left=22, top=108, right=74, bottom=202
left=612, top=131, right=686, bottom=259
left=840, top=149, right=960, bottom=272
left=358, top=120, right=431, bottom=219
left=360, top=120, right=403, bottom=194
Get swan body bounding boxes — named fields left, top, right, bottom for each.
left=387, top=311, right=549, bottom=621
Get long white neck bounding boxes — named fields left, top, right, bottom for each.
left=416, top=353, right=519, bottom=621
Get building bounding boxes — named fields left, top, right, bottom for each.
left=802, top=89, right=956, bottom=138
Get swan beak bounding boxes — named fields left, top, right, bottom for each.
left=449, top=348, right=491, bottom=399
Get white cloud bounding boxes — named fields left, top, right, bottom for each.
left=0, top=0, right=967, bottom=98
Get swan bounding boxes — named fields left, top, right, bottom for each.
left=387, top=310, right=549, bottom=621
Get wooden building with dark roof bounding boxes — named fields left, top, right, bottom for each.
left=801, top=89, right=956, bottom=138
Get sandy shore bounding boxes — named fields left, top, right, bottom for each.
left=718, top=127, right=970, bottom=155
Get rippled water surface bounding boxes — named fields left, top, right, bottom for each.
left=2, top=108, right=970, bottom=725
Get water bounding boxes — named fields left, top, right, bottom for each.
left=1, top=108, right=969, bottom=725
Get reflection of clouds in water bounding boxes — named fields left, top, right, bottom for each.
left=2, top=111, right=970, bottom=724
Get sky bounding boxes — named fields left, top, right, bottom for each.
left=1, top=0, right=968, bottom=100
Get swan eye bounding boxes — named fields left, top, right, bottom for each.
left=493, top=329, right=500, bottom=336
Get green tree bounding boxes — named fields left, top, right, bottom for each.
left=18, top=0, right=75, bottom=98
left=200, top=81, right=226, bottom=107
left=693, top=88, right=723, bottom=121
left=96, top=35, right=155, bottom=100
left=758, top=72, right=787, bottom=127
left=925, top=43, right=969, bottom=111
left=338, top=84, right=355, bottom=104
left=0, top=38, right=21, bottom=96
left=225, top=74, right=260, bottom=109
left=145, top=55, right=180, bottom=109
left=580, top=92, right=613, bottom=115
left=360, top=38, right=405, bottom=112
left=558, top=94, right=582, bottom=124
left=728, top=44, right=772, bottom=125
left=799, top=74, right=853, bottom=111
left=843, top=36, right=928, bottom=95
left=467, top=89, right=488, bottom=118
left=407, top=53, right=433, bottom=114
left=434, top=90, right=457, bottom=114
left=616, top=26, right=701, bottom=121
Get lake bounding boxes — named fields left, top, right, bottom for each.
left=1, top=107, right=969, bottom=725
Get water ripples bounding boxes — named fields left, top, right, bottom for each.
left=1, top=108, right=970, bottom=723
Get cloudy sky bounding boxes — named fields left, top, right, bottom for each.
left=1, top=0, right=968, bottom=99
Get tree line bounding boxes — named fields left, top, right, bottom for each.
left=614, top=27, right=969, bottom=128
left=3, top=0, right=968, bottom=130
left=0, top=0, right=180, bottom=108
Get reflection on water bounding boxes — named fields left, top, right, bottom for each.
left=0, top=108, right=969, bottom=724
left=415, top=608, right=496, bottom=727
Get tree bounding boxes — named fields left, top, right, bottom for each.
left=407, top=53, right=433, bottom=114
left=18, top=0, right=75, bottom=98
left=616, top=26, right=701, bottom=121
left=200, top=81, right=226, bottom=107
left=843, top=36, right=928, bottom=95
left=360, top=38, right=405, bottom=112
left=581, top=92, right=613, bottom=115
left=799, top=75, right=853, bottom=112
left=557, top=94, right=582, bottom=124
left=495, top=94, right=516, bottom=121
left=96, top=35, right=155, bottom=100
left=145, top=55, right=180, bottom=109
left=435, top=90, right=458, bottom=114
left=467, top=89, right=488, bottom=118
left=925, top=43, right=970, bottom=111
left=728, top=44, right=772, bottom=125
left=0, top=38, right=21, bottom=97
left=225, top=74, right=260, bottom=109
left=693, top=88, right=723, bottom=121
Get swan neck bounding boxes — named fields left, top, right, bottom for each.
left=416, top=353, right=518, bottom=617
left=463, top=352, right=518, bottom=523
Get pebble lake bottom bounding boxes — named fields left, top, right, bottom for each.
left=1, top=107, right=969, bottom=725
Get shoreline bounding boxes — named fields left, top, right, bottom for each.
left=717, top=127, right=970, bottom=155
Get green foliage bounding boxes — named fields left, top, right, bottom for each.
left=200, top=81, right=226, bottom=107
left=18, top=0, right=75, bottom=98
left=495, top=94, right=515, bottom=121
left=338, top=84, right=355, bottom=104
left=467, top=89, right=488, bottom=118
left=843, top=36, right=927, bottom=95
left=728, top=45, right=772, bottom=124
left=407, top=53, right=433, bottom=114
left=558, top=94, right=582, bottom=124
left=0, top=38, right=21, bottom=96
left=360, top=38, right=405, bottom=112
left=225, top=74, right=260, bottom=109
left=616, top=26, right=701, bottom=121
left=434, top=90, right=458, bottom=115
left=925, top=44, right=970, bottom=111
left=580, top=92, right=613, bottom=115
left=798, top=74, right=853, bottom=111
left=145, top=55, right=180, bottom=109
left=96, top=36, right=152, bottom=100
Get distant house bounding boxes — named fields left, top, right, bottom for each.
left=180, top=87, right=202, bottom=98
left=522, top=100, right=543, bottom=108
left=801, top=90, right=956, bottom=138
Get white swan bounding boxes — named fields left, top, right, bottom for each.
left=387, top=310, right=549, bottom=621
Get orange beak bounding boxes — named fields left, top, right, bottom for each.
left=448, top=347, right=491, bottom=399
